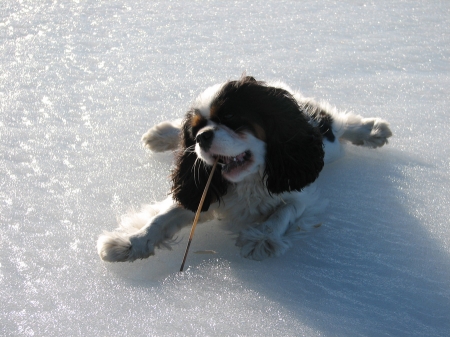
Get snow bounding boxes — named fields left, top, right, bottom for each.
left=1, top=0, right=449, bottom=336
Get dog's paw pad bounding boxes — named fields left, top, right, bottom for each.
left=359, top=118, right=393, bottom=148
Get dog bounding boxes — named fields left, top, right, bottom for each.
left=97, top=76, right=392, bottom=262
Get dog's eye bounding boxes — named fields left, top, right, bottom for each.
left=223, top=113, right=234, bottom=120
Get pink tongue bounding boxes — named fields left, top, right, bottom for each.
left=236, top=153, right=245, bottom=161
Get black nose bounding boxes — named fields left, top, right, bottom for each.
left=196, top=130, right=214, bottom=150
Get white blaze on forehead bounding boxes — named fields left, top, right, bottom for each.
left=193, top=83, right=224, bottom=118
left=197, top=120, right=218, bottom=134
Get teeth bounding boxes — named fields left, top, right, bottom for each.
left=214, top=151, right=251, bottom=173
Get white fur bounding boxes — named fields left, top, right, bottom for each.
left=141, top=119, right=181, bottom=152
left=194, top=83, right=224, bottom=118
left=97, top=81, right=391, bottom=262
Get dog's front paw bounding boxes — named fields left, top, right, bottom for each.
left=97, top=232, right=132, bottom=262
left=236, top=226, right=291, bottom=261
left=141, top=121, right=180, bottom=152
left=97, top=231, right=155, bottom=262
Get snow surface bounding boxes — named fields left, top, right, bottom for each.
left=1, top=1, right=449, bottom=336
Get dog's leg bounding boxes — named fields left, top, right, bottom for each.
left=236, top=203, right=301, bottom=260
left=97, top=197, right=199, bottom=262
left=141, top=119, right=182, bottom=152
left=236, top=187, right=325, bottom=260
left=301, top=98, right=392, bottom=149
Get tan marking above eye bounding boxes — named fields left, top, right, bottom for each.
left=191, top=113, right=205, bottom=129
left=209, top=104, right=218, bottom=119
left=252, top=123, right=266, bottom=141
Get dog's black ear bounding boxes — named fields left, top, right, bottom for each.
left=170, top=112, right=228, bottom=212
left=261, top=88, right=325, bottom=194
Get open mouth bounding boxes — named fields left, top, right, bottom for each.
left=213, top=150, right=252, bottom=174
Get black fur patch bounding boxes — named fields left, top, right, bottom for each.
left=307, top=104, right=335, bottom=142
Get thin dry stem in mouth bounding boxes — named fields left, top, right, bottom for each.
left=179, top=157, right=219, bottom=272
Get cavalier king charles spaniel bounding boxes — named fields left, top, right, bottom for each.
left=97, top=76, right=392, bottom=262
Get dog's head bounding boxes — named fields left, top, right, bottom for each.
left=171, top=76, right=324, bottom=212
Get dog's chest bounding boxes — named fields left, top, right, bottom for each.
left=215, top=176, right=284, bottom=229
